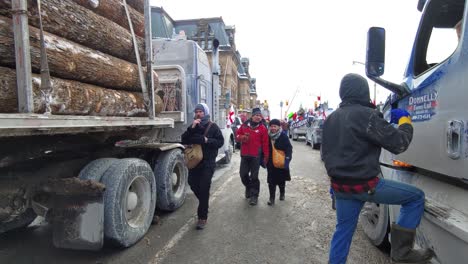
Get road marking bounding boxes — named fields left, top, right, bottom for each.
left=150, top=168, right=237, bottom=264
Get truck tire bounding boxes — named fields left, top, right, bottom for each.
left=78, top=158, right=118, bottom=182
left=221, top=138, right=234, bottom=164
left=361, top=202, right=390, bottom=250
left=154, top=149, right=187, bottom=211
left=101, top=158, right=156, bottom=247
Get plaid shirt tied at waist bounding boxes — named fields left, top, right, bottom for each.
left=331, top=176, right=380, bottom=194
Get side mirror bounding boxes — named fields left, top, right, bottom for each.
left=366, top=27, right=385, bottom=77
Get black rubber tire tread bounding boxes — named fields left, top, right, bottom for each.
left=101, top=158, right=156, bottom=247
left=154, top=149, right=187, bottom=211
left=0, top=208, right=36, bottom=234
left=361, top=203, right=391, bottom=250
left=78, top=158, right=118, bottom=182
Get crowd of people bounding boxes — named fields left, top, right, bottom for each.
left=181, top=73, right=433, bottom=264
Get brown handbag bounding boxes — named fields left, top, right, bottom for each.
left=184, top=122, right=212, bottom=169
left=271, top=139, right=286, bottom=169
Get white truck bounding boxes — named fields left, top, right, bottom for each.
left=361, top=0, right=468, bottom=262
left=0, top=0, right=232, bottom=251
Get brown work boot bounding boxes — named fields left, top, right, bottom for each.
left=390, top=224, right=434, bottom=263
left=196, top=219, right=207, bottom=230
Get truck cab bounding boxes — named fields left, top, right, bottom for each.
left=362, top=0, right=468, bottom=262
left=152, top=38, right=234, bottom=164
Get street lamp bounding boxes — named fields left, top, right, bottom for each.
left=280, top=101, right=283, bottom=120
left=352, top=61, right=377, bottom=105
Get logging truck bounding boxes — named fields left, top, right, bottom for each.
left=0, top=0, right=233, bottom=250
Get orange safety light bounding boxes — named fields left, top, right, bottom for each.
left=392, top=159, right=413, bottom=168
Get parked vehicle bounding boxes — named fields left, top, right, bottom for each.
left=305, top=117, right=324, bottom=149
left=290, top=118, right=309, bottom=141
left=0, top=2, right=232, bottom=251
left=362, top=0, right=468, bottom=262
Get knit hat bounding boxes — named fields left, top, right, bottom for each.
left=269, top=119, right=281, bottom=126
left=194, top=103, right=210, bottom=115
left=252, top=107, right=262, bottom=116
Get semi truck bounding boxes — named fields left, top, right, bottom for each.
left=0, top=0, right=233, bottom=251
left=361, top=0, right=468, bottom=262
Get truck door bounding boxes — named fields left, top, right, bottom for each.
left=394, top=0, right=467, bottom=181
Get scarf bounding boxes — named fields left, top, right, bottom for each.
left=268, top=128, right=282, bottom=141
left=248, top=119, right=260, bottom=128
left=199, top=114, right=211, bottom=127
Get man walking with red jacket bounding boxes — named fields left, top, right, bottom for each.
left=236, top=108, right=269, bottom=205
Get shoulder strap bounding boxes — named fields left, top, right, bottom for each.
left=203, top=122, right=213, bottom=137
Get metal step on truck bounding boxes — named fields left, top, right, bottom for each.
left=0, top=0, right=232, bottom=251
left=361, top=0, right=468, bottom=263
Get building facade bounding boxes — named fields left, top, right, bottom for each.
left=151, top=7, right=258, bottom=113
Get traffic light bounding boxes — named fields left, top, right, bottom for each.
left=286, top=100, right=289, bottom=106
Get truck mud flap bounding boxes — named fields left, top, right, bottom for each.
left=45, top=178, right=105, bottom=251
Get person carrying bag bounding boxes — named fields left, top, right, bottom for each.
left=184, top=122, right=213, bottom=169
left=266, top=119, right=293, bottom=206
left=181, top=103, right=224, bottom=230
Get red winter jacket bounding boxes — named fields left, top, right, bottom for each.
left=236, top=120, right=269, bottom=160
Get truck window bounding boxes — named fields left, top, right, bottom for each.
left=151, top=11, right=174, bottom=39
left=200, top=81, right=207, bottom=103
left=426, top=28, right=458, bottom=65
left=413, top=0, right=465, bottom=76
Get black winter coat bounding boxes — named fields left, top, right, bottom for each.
left=322, top=74, right=413, bottom=182
left=181, top=122, right=224, bottom=169
left=267, top=132, right=293, bottom=184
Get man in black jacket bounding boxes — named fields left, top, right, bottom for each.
left=181, top=103, right=224, bottom=230
left=322, top=74, right=433, bottom=264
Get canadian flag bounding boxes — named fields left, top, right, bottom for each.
left=227, top=105, right=235, bottom=126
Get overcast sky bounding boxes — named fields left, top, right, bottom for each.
left=150, top=0, right=424, bottom=118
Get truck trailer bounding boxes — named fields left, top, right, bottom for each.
left=0, top=0, right=233, bottom=251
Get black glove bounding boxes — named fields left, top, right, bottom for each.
left=284, top=157, right=291, bottom=170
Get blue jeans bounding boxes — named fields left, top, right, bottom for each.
left=329, top=178, right=425, bottom=264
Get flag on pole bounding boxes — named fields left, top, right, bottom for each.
left=227, top=105, right=235, bottom=127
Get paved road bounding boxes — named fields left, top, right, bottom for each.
left=0, top=140, right=392, bottom=264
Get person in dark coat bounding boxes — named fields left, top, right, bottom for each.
left=266, top=119, right=293, bottom=205
left=322, top=73, right=433, bottom=264
left=181, top=103, right=224, bottom=230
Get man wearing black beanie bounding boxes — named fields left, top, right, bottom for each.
left=235, top=107, right=269, bottom=205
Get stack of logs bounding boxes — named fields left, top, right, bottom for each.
left=0, top=0, right=160, bottom=116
